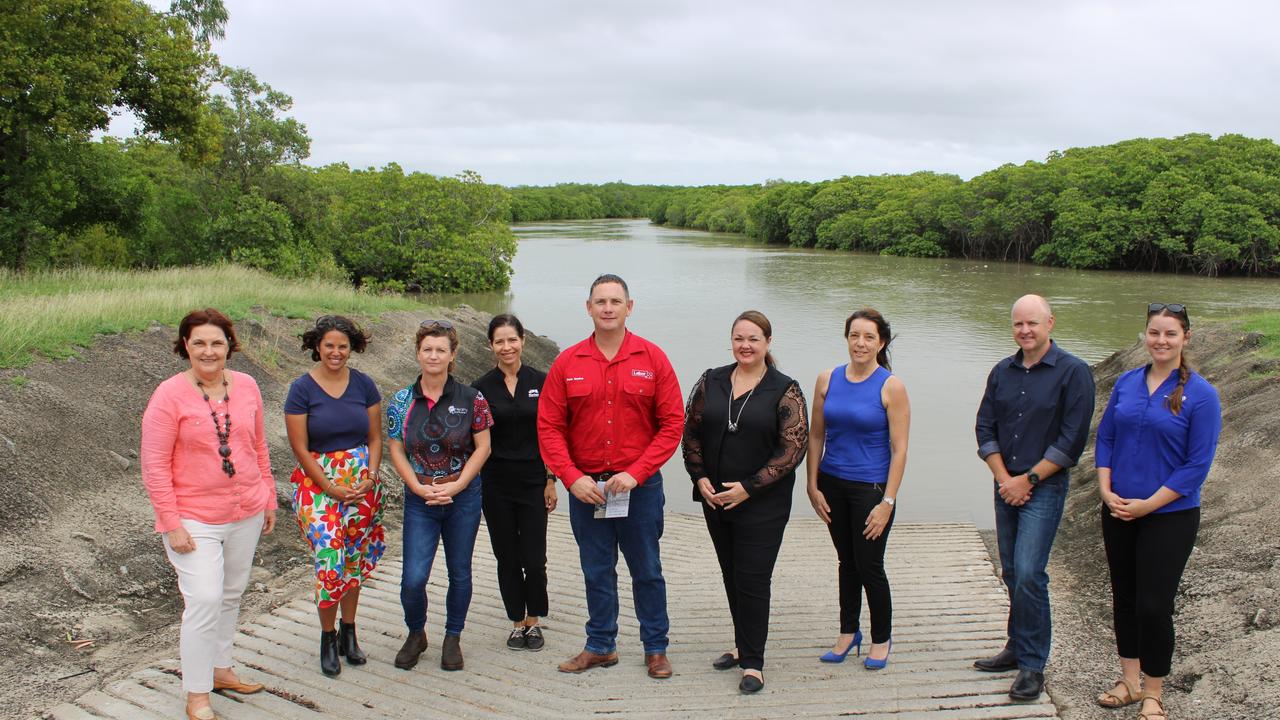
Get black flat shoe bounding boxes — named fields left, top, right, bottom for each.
left=974, top=647, right=1018, bottom=672
left=1009, top=669, right=1045, bottom=701
left=712, top=652, right=737, bottom=670
left=739, top=674, right=764, bottom=694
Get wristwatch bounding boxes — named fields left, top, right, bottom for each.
left=1027, top=471, right=1041, bottom=486
left=881, top=496, right=896, bottom=507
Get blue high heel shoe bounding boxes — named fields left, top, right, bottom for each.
left=863, top=638, right=893, bottom=670
left=819, top=631, right=862, bottom=663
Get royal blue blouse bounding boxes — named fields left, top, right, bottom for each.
left=1095, top=366, right=1222, bottom=513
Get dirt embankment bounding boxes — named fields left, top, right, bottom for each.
left=0, top=306, right=558, bottom=720
left=1046, top=324, right=1280, bottom=720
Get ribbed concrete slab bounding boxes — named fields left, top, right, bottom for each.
left=46, top=515, right=1059, bottom=719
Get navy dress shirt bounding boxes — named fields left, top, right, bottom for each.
left=1095, top=366, right=1221, bottom=513
left=975, top=341, right=1096, bottom=482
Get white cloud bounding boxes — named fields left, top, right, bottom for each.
left=162, top=0, right=1280, bottom=184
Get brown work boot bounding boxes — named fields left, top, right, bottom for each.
left=440, top=634, right=464, bottom=671
left=393, top=631, right=428, bottom=670
left=557, top=649, right=619, bottom=673
left=646, top=653, right=673, bottom=679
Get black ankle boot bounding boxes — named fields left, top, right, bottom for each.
left=320, top=629, right=341, bottom=676
left=339, top=621, right=367, bottom=665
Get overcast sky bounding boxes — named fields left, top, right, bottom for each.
left=157, top=0, right=1280, bottom=186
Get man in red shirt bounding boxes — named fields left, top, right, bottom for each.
left=538, top=274, right=684, bottom=679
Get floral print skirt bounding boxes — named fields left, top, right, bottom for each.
left=290, top=445, right=385, bottom=608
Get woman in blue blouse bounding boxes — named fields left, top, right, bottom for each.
left=1094, top=303, right=1221, bottom=720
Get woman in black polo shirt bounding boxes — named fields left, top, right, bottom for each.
left=473, top=314, right=558, bottom=651
left=682, top=310, right=809, bottom=694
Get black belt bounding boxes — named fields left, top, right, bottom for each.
left=589, top=471, right=615, bottom=482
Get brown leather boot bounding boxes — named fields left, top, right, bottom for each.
left=393, top=631, right=428, bottom=670
left=441, top=634, right=464, bottom=671
left=557, top=649, right=619, bottom=673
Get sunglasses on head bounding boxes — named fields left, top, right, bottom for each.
left=420, top=319, right=454, bottom=330
left=1148, top=302, right=1188, bottom=315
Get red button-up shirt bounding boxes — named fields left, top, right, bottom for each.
left=537, top=330, right=684, bottom=488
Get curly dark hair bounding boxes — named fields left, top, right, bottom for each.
left=301, top=315, right=370, bottom=361
left=174, top=308, right=240, bottom=359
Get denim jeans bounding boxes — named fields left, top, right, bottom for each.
left=401, top=478, right=483, bottom=636
left=567, top=473, right=668, bottom=655
left=993, top=476, right=1066, bottom=673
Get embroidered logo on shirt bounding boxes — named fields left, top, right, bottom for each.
left=527, top=388, right=540, bottom=398
left=630, top=369, right=654, bottom=380
left=447, top=405, right=467, bottom=415
left=566, top=376, right=585, bottom=382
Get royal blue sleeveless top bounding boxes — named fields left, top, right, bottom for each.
left=819, top=364, right=892, bottom=484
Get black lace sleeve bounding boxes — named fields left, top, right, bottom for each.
left=742, top=380, right=809, bottom=495
left=681, top=369, right=710, bottom=481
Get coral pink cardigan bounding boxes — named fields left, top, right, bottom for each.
left=141, top=370, right=277, bottom=533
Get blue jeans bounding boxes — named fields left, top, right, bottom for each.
left=993, top=477, right=1066, bottom=673
left=568, top=473, right=669, bottom=655
left=401, top=479, right=483, bottom=636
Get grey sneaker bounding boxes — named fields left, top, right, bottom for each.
left=523, top=625, right=545, bottom=652
left=506, top=628, right=527, bottom=651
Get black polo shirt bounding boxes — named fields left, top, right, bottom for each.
left=473, top=364, right=548, bottom=484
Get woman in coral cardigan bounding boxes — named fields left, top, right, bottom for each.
left=140, top=308, right=277, bottom=720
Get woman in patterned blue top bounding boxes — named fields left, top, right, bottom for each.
left=1094, top=303, right=1221, bottom=719
left=386, top=320, right=493, bottom=673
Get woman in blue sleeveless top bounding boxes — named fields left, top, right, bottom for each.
left=807, top=308, right=910, bottom=670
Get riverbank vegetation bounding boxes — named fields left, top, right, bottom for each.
left=510, top=134, right=1280, bottom=277
left=0, top=265, right=423, bottom=368
left=1, top=1, right=516, bottom=292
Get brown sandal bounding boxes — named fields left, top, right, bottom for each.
left=1137, top=695, right=1167, bottom=720
left=1097, top=678, right=1141, bottom=708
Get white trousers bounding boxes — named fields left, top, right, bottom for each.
left=163, top=514, right=264, bottom=693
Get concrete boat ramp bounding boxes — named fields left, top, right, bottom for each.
left=47, top=514, right=1059, bottom=719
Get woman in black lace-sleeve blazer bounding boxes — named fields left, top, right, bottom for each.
left=682, top=310, right=808, bottom=695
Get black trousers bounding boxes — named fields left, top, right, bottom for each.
left=1101, top=505, right=1199, bottom=678
left=703, top=500, right=789, bottom=671
left=819, top=472, right=895, bottom=643
left=482, top=479, right=549, bottom=622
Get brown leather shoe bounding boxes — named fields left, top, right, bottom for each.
left=212, top=677, right=264, bottom=694
left=646, top=653, right=673, bottom=679
left=557, top=650, right=619, bottom=673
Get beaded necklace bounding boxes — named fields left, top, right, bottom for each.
left=196, top=374, right=236, bottom=478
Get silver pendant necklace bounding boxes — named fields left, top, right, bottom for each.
left=727, top=368, right=763, bottom=434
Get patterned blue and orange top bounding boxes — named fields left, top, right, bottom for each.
left=387, top=375, right=493, bottom=483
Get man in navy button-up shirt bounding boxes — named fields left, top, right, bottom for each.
left=973, top=295, right=1095, bottom=701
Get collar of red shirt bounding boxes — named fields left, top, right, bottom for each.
left=577, top=329, right=644, bottom=361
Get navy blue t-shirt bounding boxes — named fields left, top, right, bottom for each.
left=284, top=368, right=382, bottom=453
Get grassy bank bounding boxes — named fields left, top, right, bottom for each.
left=1241, top=312, right=1280, bottom=358
left=0, top=265, right=425, bottom=368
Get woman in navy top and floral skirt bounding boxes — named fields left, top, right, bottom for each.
left=1094, top=304, right=1221, bottom=719
left=285, top=315, right=384, bottom=677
